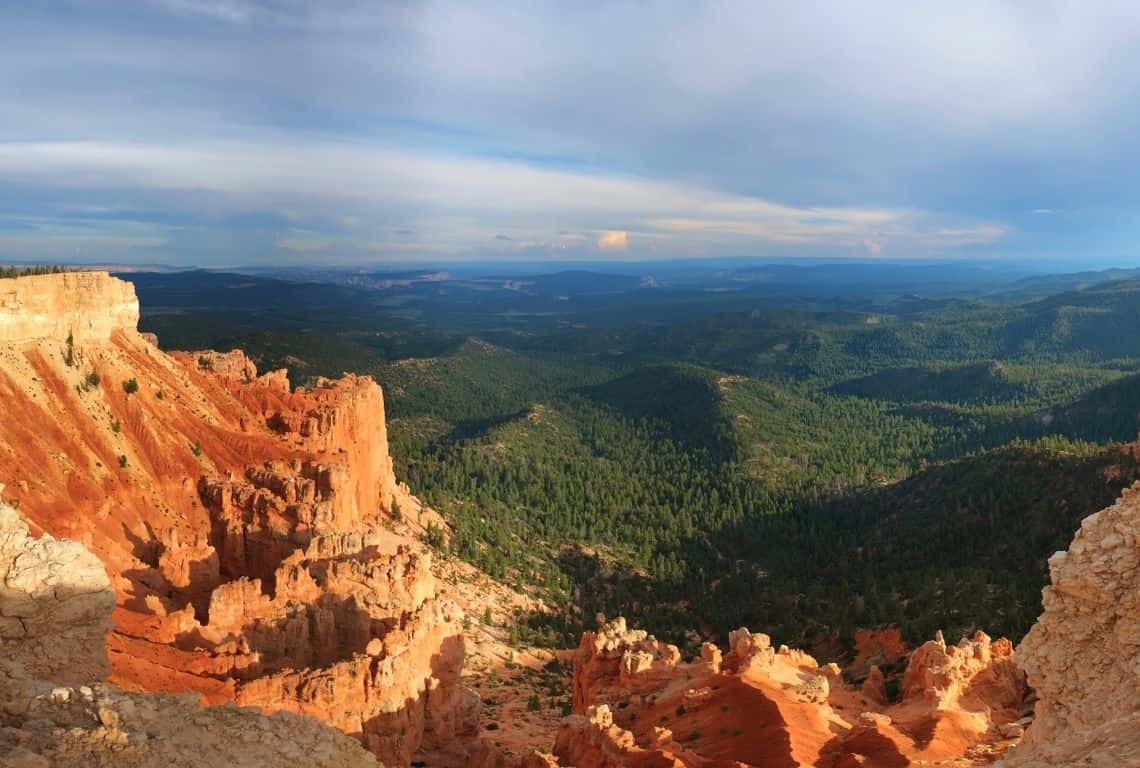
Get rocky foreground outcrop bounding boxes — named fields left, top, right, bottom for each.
left=1000, top=481, right=1140, bottom=766
left=0, top=272, right=482, bottom=766
left=0, top=495, right=382, bottom=768
left=551, top=617, right=1026, bottom=767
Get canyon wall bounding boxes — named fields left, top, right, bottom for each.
left=0, top=494, right=382, bottom=768
left=1002, top=481, right=1140, bottom=766
left=0, top=272, right=479, bottom=766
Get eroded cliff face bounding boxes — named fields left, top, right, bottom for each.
left=0, top=494, right=383, bottom=768
left=0, top=272, right=478, bottom=766
left=553, top=617, right=1026, bottom=768
left=0, top=271, right=139, bottom=343
left=1001, top=481, right=1140, bottom=767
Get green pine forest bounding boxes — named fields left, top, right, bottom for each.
left=124, top=267, right=1140, bottom=657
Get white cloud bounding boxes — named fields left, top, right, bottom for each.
left=0, top=140, right=1009, bottom=259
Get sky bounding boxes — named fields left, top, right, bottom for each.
left=3, top=1, right=1140, bottom=267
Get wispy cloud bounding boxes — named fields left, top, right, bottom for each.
left=6, top=1, right=1138, bottom=264
left=0, top=140, right=1009, bottom=261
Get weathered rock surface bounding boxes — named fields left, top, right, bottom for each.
left=0, top=495, right=383, bottom=768
left=0, top=272, right=480, bottom=766
left=553, top=617, right=1026, bottom=767
left=1001, top=481, right=1140, bottom=767
left=0, top=271, right=139, bottom=343
left=0, top=492, right=115, bottom=683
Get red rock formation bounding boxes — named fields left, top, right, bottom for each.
left=553, top=617, right=1026, bottom=767
left=0, top=272, right=480, bottom=766
left=0, top=494, right=383, bottom=768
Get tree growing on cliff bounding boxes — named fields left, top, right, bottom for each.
left=422, top=522, right=446, bottom=550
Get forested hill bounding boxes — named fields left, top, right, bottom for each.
left=120, top=266, right=1140, bottom=656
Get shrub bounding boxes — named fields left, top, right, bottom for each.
left=118, top=454, right=128, bottom=468
left=191, top=441, right=202, bottom=457
left=123, top=378, right=139, bottom=395
left=422, top=522, right=446, bottom=550
left=526, top=694, right=541, bottom=712
left=85, top=371, right=100, bottom=388
left=111, top=419, right=121, bottom=434
left=391, top=498, right=403, bottom=522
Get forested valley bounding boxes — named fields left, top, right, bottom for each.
left=126, top=265, right=1140, bottom=657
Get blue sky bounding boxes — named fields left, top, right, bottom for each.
left=3, top=1, right=1140, bottom=267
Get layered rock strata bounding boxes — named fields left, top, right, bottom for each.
left=0, top=272, right=477, bottom=766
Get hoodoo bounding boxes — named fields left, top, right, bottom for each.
left=0, top=272, right=480, bottom=766
left=552, top=617, right=1025, bottom=767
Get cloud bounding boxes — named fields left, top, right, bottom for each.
left=15, top=1, right=1134, bottom=263
left=0, top=140, right=1010, bottom=261
left=1032, top=208, right=1059, bottom=215
left=276, top=235, right=329, bottom=252
left=152, top=0, right=254, bottom=23
left=863, top=238, right=884, bottom=256
left=495, top=233, right=512, bottom=241
left=597, top=230, right=629, bottom=251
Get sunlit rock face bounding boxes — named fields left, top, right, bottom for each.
left=0, top=272, right=478, bottom=766
left=553, top=616, right=1025, bottom=767
left=1002, top=482, right=1140, bottom=767
left=0, top=494, right=383, bottom=768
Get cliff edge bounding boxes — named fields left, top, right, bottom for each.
left=0, top=272, right=481, bottom=766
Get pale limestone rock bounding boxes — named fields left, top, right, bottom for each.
left=0, top=271, right=139, bottom=343
left=1002, top=482, right=1140, bottom=766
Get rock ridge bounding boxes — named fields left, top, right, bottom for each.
left=0, top=272, right=479, bottom=766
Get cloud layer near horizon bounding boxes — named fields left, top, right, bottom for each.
left=2, top=1, right=1138, bottom=265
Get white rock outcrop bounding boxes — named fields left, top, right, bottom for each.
left=1003, top=482, right=1140, bottom=766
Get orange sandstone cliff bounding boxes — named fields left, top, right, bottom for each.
left=0, top=493, right=383, bottom=768
left=0, top=272, right=482, bottom=766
